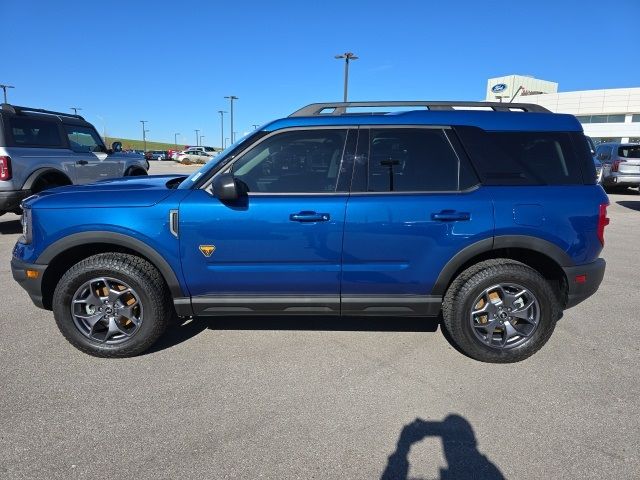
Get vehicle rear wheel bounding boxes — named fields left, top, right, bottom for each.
left=53, top=253, right=172, bottom=357
left=442, top=259, right=560, bottom=363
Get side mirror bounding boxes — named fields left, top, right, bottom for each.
left=212, top=173, right=246, bottom=201
left=111, top=141, right=122, bottom=153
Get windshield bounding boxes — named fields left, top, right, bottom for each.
left=177, top=131, right=265, bottom=189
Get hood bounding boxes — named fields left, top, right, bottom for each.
left=24, top=175, right=187, bottom=209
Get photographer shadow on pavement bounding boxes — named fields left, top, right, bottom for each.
left=381, top=415, right=505, bottom=480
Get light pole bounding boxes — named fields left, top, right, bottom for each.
left=224, top=137, right=229, bottom=148
left=140, top=120, right=148, bottom=152
left=0, top=84, right=15, bottom=103
left=70, top=107, right=82, bottom=115
left=218, top=110, right=226, bottom=149
left=174, top=133, right=180, bottom=149
left=334, top=52, right=358, bottom=102
left=252, top=124, right=259, bottom=130
left=199, top=135, right=205, bottom=146
left=224, top=96, right=238, bottom=143
left=194, top=129, right=200, bottom=146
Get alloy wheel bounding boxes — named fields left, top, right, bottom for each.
left=469, top=283, right=540, bottom=349
left=71, top=277, right=144, bottom=344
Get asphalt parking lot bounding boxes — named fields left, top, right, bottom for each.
left=1, top=163, right=638, bottom=479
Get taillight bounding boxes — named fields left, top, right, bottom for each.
left=0, top=156, right=11, bottom=181
left=597, top=203, right=610, bottom=246
left=611, top=159, right=625, bottom=172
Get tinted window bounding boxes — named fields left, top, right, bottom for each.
left=632, top=114, right=640, bottom=123
left=9, top=117, right=62, bottom=147
left=231, top=129, right=348, bottom=193
left=65, top=125, right=104, bottom=153
left=366, top=128, right=468, bottom=192
left=455, top=127, right=588, bottom=185
left=618, top=146, right=640, bottom=158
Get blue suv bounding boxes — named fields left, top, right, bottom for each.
left=11, top=101, right=609, bottom=362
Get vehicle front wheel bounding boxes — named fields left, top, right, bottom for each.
left=442, top=259, right=560, bottom=363
left=52, top=253, right=172, bottom=357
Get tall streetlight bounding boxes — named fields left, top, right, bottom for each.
left=224, top=137, right=229, bottom=148
left=199, top=135, right=205, bottom=146
left=224, top=96, right=238, bottom=143
left=174, top=133, right=180, bottom=149
left=252, top=124, right=259, bottom=130
left=140, top=120, right=148, bottom=152
left=218, top=110, right=226, bottom=149
left=334, top=52, right=358, bottom=102
left=0, top=84, right=15, bottom=103
left=194, top=129, right=200, bottom=146
left=70, top=107, right=82, bottom=115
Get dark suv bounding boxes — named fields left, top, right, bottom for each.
left=0, top=104, right=149, bottom=215
left=11, top=101, right=608, bottom=362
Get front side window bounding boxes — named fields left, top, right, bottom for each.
left=65, top=125, right=104, bottom=153
left=230, top=129, right=348, bottom=193
left=9, top=117, right=62, bottom=147
left=365, top=128, right=467, bottom=192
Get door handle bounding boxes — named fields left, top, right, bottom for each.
left=289, top=211, right=330, bottom=222
left=431, top=210, right=471, bottom=221
left=76, top=160, right=88, bottom=165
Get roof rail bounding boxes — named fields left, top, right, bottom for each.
left=289, top=101, right=551, bottom=117
left=1, top=103, right=85, bottom=120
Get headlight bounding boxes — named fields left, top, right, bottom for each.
left=21, top=208, right=32, bottom=244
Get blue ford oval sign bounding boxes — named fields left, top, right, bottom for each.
left=491, top=83, right=507, bottom=93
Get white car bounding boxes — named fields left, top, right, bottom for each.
left=176, top=149, right=214, bottom=163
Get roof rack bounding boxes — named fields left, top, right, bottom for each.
left=289, top=101, right=550, bottom=117
left=1, top=103, right=85, bottom=120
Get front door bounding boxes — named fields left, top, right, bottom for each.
left=179, top=128, right=356, bottom=315
left=340, top=127, right=494, bottom=315
left=64, top=125, right=120, bottom=183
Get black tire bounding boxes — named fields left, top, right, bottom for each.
left=53, top=253, right=173, bottom=357
left=442, top=259, right=560, bottom=363
left=125, top=167, right=148, bottom=176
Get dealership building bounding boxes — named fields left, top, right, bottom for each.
left=485, top=75, right=640, bottom=144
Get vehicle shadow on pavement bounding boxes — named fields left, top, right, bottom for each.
left=616, top=201, right=640, bottom=212
left=381, top=415, right=505, bottom=480
left=146, top=316, right=439, bottom=354
left=0, top=219, right=21, bottom=234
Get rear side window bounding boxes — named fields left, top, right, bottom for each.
left=618, top=146, right=640, bottom=158
left=365, top=128, right=477, bottom=192
left=455, top=127, right=590, bottom=185
left=9, top=117, right=62, bottom=147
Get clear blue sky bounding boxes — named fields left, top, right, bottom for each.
left=4, top=0, right=639, bottom=146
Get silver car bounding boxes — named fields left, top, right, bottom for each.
left=0, top=104, right=149, bottom=215
left=594, top=142, right=640, bottom=191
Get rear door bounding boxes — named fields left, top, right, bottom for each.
left=340, top=127, right=493, bottom=315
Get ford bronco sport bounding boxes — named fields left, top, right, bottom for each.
left=11, top=101, right=608, bottom=362
left=0, top=104, right=149, bottom=215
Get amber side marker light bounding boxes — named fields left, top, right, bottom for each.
left=25, top=269, right=39, bottom=279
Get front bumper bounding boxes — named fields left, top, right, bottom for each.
left=0, top=190, right=31, bottom=213
left=562, top=258, right=606, bottom=309
left=11, top=257, right=48, bottom=309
